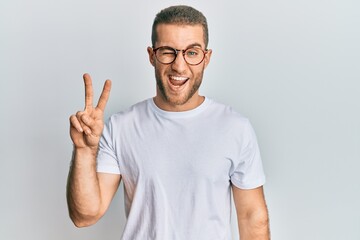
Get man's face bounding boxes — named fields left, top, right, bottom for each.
left=148, top=24, right=212, bottom=111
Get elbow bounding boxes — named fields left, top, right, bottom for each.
left=72, top=219, right=89, bottom=228
left=239, top=209, right=270, bottom=230
left=248, top=209, right=270, bottom=231
left=72, top=219, right=95, bottom=228
left=68, top=207, right=102, bottom=228
left=254, top=212, right=269, bottom=229
left=70, top=213, right=100, bottom=228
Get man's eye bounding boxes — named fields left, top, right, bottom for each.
left=186, top=50, right=199, bottom=57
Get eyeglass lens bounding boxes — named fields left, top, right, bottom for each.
left=155, top=47, right=205, bottom=65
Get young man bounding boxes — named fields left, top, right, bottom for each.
left=67, top=5, right=270, bottom=240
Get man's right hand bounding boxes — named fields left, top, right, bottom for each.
left=69, top=73, right=112, bottom=151
left=67, top=74, right=119, bottom=228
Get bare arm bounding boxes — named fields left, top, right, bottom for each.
left=66, top=73, right=120, bottom=227
left=232, top=185, right=270, bottom=240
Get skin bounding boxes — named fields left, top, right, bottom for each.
left=233, top=186, right=270, bottom=239
left=67, top=24, right=270, bottom=239
left=67, top=74, right=121, bottom=227
left=147, top=24, right=212, bottom=112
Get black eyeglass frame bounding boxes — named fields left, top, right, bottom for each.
left=152, top=46, right=208, bottom=66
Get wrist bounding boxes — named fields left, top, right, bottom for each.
left=74, top=144, right=98, bottom=154
left=72, top=146, right=98, bottom=165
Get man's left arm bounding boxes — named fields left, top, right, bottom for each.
left=232, top=185, right=270, bottom=240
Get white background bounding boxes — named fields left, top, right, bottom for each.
left=1, top=0, right=359, bottom=239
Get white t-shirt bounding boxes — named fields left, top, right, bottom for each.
left=97, top=97, right=266, bottom=240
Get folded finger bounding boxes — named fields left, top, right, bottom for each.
left=70, top=115, right=83, bottom=133
left=76, top=111, right=92, bottom=135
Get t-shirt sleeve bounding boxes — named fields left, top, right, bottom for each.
left=230, top=120, right=266, bottom=189
left=96, top=118, right=121, bottom=174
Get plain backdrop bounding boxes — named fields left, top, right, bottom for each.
left=1, top=0, right=359, bottom=239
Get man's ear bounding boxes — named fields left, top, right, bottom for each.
left=147, top=47, right=155, bottom=66
left=204, top=49, right=212, bottom=69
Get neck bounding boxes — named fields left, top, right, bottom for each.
left=153, top=94, right=205, bottom=112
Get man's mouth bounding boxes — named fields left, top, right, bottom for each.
left=169, top=75, right=189, bottom=87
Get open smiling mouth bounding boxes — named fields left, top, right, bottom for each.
left=169, top=75, right=189, bottom=87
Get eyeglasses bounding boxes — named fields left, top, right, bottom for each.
left=152, top=46, right=208, bottom=66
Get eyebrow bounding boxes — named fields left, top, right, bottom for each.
left=186, top=43, right=203, bottom=49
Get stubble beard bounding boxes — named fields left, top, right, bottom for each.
left=155, top=66, right=205, bottom=106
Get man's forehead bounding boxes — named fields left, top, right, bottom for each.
left=155, top=23, right=205, bottom=48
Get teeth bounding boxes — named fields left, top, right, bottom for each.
left=170, top=76, right=188, bottom=81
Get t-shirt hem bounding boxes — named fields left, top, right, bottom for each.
left=231, top=177, right=266, bottom=190
left=96, top=166, right=121, bottom=175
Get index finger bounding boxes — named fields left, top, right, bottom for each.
left=96, top=79, right=112, bottom=111
left=83, top=73, right=94, bottom=110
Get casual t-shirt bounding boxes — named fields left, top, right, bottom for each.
left=97, top=97, right=266, bottom=240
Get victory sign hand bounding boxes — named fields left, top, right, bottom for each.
left=70, top=73, right=112, bottom=150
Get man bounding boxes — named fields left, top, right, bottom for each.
left=67, top=5, right=270, bottom=240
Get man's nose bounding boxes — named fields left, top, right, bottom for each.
left=171, top=52, right=188, bottom=73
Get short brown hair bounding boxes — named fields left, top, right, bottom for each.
left=151, top=5, right=209, bottom=48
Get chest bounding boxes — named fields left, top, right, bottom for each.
left=117, top=118, right=236, bottom=187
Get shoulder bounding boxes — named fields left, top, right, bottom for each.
left=109, top=99, right=150, bottom=120
left=205, top=98, right=250, bottom=125
left=105, top=99, right=152, bottom=129
left=204, top=98, right=259, bottom=148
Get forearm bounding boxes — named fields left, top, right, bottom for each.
left=238, top=210, right=270, bottom=240
left=66, top=147, right=101, bottom=227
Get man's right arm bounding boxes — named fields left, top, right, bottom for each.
left=67, top=148, right=121, bottom=227
left=66, top=74, right=120, bottom=227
